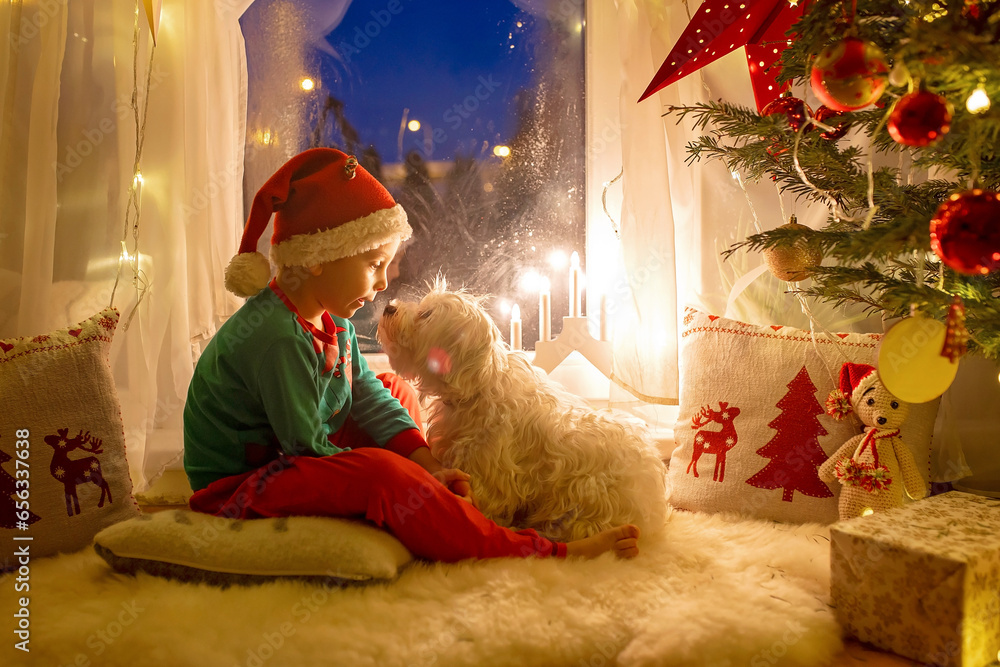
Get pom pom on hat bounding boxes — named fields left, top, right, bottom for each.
left=825, top=389, right=853, bottom=421
left=225, top=148, right=411, bottom=297
left=825, top=362, right=877, bottom=419
left=224, top=251, right=272, bottom=298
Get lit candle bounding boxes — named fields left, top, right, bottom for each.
left=510, top=304, right=522, bottom=351
left=569, top=251, right=582, bottom=317
left=539, top=278, right=551, bottom=342
left=599, top=294, right=608, bottom=341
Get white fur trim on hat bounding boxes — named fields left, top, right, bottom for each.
left=269, top=204, right=411, bottom=268
left=225, top=251, right=272, bottom=298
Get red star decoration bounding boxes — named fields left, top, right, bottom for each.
left=639, top=0, right=807, bottom=112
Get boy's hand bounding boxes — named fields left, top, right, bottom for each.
left=433, top=469, right=478, bottom=508
left=408, top=445, right=478, bottom=507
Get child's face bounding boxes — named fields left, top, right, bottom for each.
left=310, top=239, right=401, bottom=319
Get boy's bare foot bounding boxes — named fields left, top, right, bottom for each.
left=565, top=524, right=640, bottom=559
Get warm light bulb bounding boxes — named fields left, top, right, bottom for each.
left=862, top=508, right=874, bottom=517
left=493, top=145, right=511, bottom=158
left=967, top=86, right=991, bottom=114
left=132, top=171, right=143, bottom=187
left=407, top=119, right=421, bottom=132
left=256, top=128, right=274, bottom=146
left=519, top=271, right=543, bottom=293
left=300, top=78, right=314, bottom=91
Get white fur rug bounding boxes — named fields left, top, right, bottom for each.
left=1, top=512, right=842, bottom=667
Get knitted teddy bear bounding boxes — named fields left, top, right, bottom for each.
left=818, top=362, right=927, bottom=520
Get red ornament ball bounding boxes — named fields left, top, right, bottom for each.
left=761, top=95, right=813, bottom=132
left=810, top=37, right=889, bottom=111
left=929, top=189, right=1000, bottom=275
left=887, top=90, right=953, bottom=147
left=813, top=105, right=851, bottom=140
left=761, top=96, right=812, bottom=156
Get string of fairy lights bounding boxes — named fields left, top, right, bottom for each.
left=109, top=0, right=157, bottom=331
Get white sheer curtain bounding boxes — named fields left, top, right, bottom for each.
left=0, top=0, right=253, bottom=491
left=588, top=0, right=882, bottom=437
left=589, top=0, right=986, bottom=483
left=587, top=0, right=737, bottom=429
left=588, top=0, right=825, bottom=417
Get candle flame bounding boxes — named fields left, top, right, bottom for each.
left=570, top=251, right=580, bottom=269
left=511, top=304, right=520, bottom=321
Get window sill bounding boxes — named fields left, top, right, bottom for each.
left=366, top=351, right=675, bottom=460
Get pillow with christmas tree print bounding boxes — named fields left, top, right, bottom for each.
left=1, top=308, right=140, bottom=570
left=668, top=308, right=939, bottom=524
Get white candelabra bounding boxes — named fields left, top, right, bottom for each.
left=530, top=252, right=611, bottom=378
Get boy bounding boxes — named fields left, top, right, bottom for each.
left=183, top=148, right=639, bottom=561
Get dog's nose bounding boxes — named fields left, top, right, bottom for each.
left=877, top=416, right=887, bottom=425
left=382, top=303, right=397, bottom=317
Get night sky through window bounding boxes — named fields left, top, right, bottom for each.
left=319, top=1, right=537, bottom=163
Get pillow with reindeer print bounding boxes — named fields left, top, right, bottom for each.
left=668, top=308, right=939, bottom=524
left=0, top=308, right=139, bottom=569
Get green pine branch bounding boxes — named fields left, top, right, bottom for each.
left=665, top=0, right=1000, bottom=359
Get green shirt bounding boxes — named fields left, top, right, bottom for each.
left=183, top=284, right=418, bottom=491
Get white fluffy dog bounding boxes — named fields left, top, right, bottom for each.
left=377, top=284, right=669, bottom=542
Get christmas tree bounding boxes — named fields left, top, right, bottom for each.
left=0, top=443, right=41, bottom=530
left=668, top=0, right=1000, bottom=359
left=746, top=366, right=835, bottom=502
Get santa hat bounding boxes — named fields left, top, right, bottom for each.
left=224, top=148, right=411, bottom=297
left=825, top=362, right=879, bottom=420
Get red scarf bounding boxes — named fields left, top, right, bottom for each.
left=853, top=427, right=900, bottom=467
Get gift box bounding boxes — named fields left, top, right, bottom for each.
left=830, top=491, right=1000, bottom=667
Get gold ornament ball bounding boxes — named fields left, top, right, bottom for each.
left=763, top=221, right=823, bottom=281
left=877, top=316, right=958, bottom=403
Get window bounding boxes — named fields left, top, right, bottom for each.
left=241, top=0, right=586, bottom=351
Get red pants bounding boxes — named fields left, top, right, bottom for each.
left=189, top=374, right=566, bottom=562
